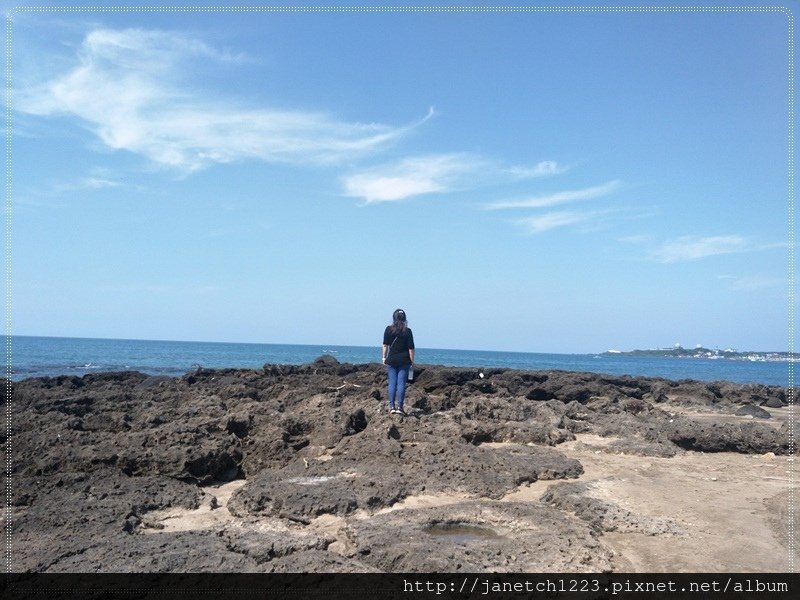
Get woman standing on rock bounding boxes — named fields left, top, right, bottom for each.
left=381, top=308, right=415, bottom=415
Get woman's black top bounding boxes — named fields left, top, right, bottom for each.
left=383, top=326, right=415, bottom=367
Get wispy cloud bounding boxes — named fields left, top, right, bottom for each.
left=17, top=28, right=427, bottom=172
left=485, top=180, right=622, bottom=210
left=83, top=177, right=120, bottom=189
left=652, top=235, right=753, bottom=263
left=618, top=233, right=655, bottom=244
left=342, top=153, right=487, bottom=203
left=507, top=160, right=568, bottom=178
left=717, top=274, right=787, bottom=291
left=48, top=176, right=123, bottom=194
left=26, top=171, right=129, bottom=199
left=513, top=209, right=613, bottom=234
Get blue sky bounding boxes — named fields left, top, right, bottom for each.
left=5, top=2, right=793, bottom=353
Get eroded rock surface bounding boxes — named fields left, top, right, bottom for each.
left=342, top=501, right=615, bottom=572
left=227, top=441, right=582, bottom=521
left=4, top=361, right=791, bottom=572
left=541, top=481, right=684, bottom=536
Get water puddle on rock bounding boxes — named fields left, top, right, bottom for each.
left=425, top=523, right=503, bottom=544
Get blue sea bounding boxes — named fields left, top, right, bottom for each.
left=6, top=336, right=790, bottom=387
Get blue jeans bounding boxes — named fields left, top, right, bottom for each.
left=387, top=364, right=409, bottom=410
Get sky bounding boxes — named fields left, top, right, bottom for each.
left=4, top=1, right=793, bottom=353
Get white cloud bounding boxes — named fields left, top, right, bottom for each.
left=342, top=153, right=487, bottom=203
left=81, top=177, right=121, bottom=189
left=651, top=235, right=750, bottom=263
left=513, top=209, right=605, bottom=234
left=508, top=160, right=568, bottom=178
left=485, top=180, right=621, bottom=210
left=50, top=176, right=122, bottom=193
left=731, top=276, right=786, bottom=291
left=17, top=28, right=425, bottom=172
left=618, top=233, right=655, bottom=244
left=717, top=275, right=787, bottom=291
left=78, top=28, right=243, bottom=72
left=759, top=241, right=790, bottom=251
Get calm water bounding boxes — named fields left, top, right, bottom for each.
left=7, top=336, right=791, bottom=386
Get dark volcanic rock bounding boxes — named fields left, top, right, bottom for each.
left=229, top=437, right=583, bottom=521
left=6, top=361, right=792, bottom=572
left=313, top=355, right=339, bottom=367
left=342, top=501, right=615, bottom=572
left=580, top=438, right=681, bottom=458
left=228, top=471, right=361, bottom=521
left=10, top=373, right=243, bottom=483
left=10, top=469, right=204, bottom=571
left=763, top=397, right=786, bottom=409
left=778, top=417, right=799, bottom=437
left=735, top=405, right=772, bottom=419
left=41, top=531, right=261, bottom=572
left=219, top=527, right=333, bottom=564
left=263, top=549, right=382, bottom=573
left=662, top=418, right=785, bottom=453
left=541, top=482, right=684, bottom=535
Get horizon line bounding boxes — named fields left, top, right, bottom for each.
left=8, top=334, right=789, bottom=356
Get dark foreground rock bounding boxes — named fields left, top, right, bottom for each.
left=341, top=501, right=615, bottom=572
left=541, top=482, right=684, bottom=536
left=735, top=404, right=772, bottom=419
left=4, top=362, right=792, bottom=572
left=8, top=469, right=204, bottom=571
left=227, top=441, right=583, bottom=522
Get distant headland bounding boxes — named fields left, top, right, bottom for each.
left=603, top=345, right=791, bottom=362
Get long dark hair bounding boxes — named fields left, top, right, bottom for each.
left=389, top=308, right=408, bottom=335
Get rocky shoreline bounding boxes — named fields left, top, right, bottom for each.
left=4, top=357, right=795, bottom=572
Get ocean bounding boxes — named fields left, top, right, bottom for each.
left=7, top=335, right=790, bottom=386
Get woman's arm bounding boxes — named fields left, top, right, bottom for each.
left=382, top=344, right=388, bottom=363
left=409, top=348, right=415, bottom=364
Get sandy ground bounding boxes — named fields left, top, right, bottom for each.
left=142, top=479, right=248, bottom=533
left=141, top=406, right=797, bottom=573
left=504, top=436, right=795, bottom=572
